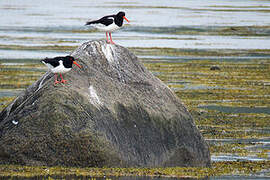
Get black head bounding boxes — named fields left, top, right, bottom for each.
left=116, top=11, right=126, bottom=18
left=65, top=56, right=75, bottom=62
left=64, top=56, right=81, bottom=68
left=114, top=11, right=129, bottom=26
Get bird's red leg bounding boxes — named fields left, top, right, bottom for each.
left=106, top=32, right=110, bottom=43
left=54, top=73, right=60, bottom=85
left=60, top=73, right=67, bottom=84
left=109, top=32, right=115, bottom=44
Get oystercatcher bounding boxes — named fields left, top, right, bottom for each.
left=85, top=11, right=129, bottom=44
left=41, top=56, right=81, bottom=85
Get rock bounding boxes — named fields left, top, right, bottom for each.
left=0, top=40, right=210, bottom=167
left=210, top=66, right=221, bottom=71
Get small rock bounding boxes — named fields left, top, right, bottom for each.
left=210, top=66, right=221, bottom=71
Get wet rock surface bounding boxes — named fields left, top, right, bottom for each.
left=0, top=40, right=210, bottom=167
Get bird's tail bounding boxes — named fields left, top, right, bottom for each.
left=40, top=57, right=49, bottom=64
left=85, top=20, right=99, bottom=26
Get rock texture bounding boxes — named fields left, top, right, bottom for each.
left=0, top=40, right=210, bottom=167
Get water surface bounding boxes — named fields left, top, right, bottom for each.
left=1, top=0, right=270, bottom=60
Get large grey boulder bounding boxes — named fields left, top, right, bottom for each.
left=0, top=40, right=210, bottom=167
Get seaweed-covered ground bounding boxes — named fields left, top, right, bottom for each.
left=0, top=48, right=269, bottom=179
left=0, top=161, right=270, bottom=179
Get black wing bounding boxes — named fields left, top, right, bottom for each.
left=85, top=15, right=114, bottom=26
left=41, top=57, right=61, bottom=67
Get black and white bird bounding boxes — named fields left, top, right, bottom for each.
left=41, top=56, right=81, bottom=85
left=85, top=11, right=129, bottom=44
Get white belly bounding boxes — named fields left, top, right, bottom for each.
left=92, top=23, right=120, bottom=32
left=51, top=65, right=71, bottom=74
left=43, top=60, right=71, bottom=74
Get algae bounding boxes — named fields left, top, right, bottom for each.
left=129, top=47, right=270, bottom=58
left=0, top=161, right=270, bottom=178
left=0, top=44, right=76, bottom=51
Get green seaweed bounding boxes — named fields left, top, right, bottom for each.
left=0, top=44, right=77, bottom=51
left=129, top=47, right=270, bottom=58
left=0, top=161, right=270, bottom=178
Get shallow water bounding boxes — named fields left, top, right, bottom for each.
left=0, top=0, right=270, bottom=179
left=1, top=0, right=270, bottom=59
left=199, top=105, right=270, bottom=115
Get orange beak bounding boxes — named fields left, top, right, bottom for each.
left=73, top=61, right=81, bottom=68
left=123, top=16, right=130, bottom=23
